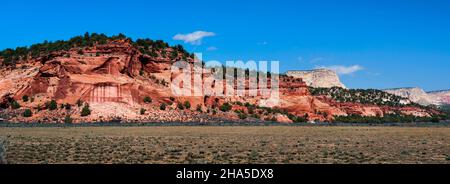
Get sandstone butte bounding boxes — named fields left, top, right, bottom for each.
left=0, top=36, right=441, bottom=124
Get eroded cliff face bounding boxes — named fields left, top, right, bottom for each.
left=428, top=90, right=450, bottom=106
left=383, top=87, right=450, bottom=106
left=0, top=39, right=440, bottom=123
left=286, top=69, right=346, bottom=88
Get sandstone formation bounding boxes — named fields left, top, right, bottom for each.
left=286, top=69, right=346, bottom=88
left=428, top=90, right=450, bottom=106
left=384, top=87, right=450, bottom=106
left=0, top=34, right=442, bottom=123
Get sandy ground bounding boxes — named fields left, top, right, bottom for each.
left=0, top=126, right=449, bottom=164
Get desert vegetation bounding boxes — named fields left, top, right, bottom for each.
left=0, top=126, right=448, bottom=164
left=0, top=32, right=192, bottom=66
left=310, top=87, right=412, bottom=107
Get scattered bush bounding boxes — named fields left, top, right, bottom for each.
left=22, top=95, right=29, bottom=102
left=81, top=104, right=91, bottom=117
left=76, top=99, right=83, bottom=107
left=23, top=109, right=32, bottom=117
left=177, top=103, right=184, bottom=110
left=47, top=100, right=57, bottom=111
left=65, top=103, right=72, bottom=110
left=64, top=115, right=73, bottom=124
left=238, top=113, right=247, bottom=119
left=196, top=104, right=202, bottom=112
left=140, top=108, right=146, bottom=115
left=184, top=101, right=191, bottom=109
left=143, top=96, right=152, bottom=103
left=160, top=103, right=166, bottom=111
left=219, top=102, right=232, bottom=112
left=10, top=100, right=20, bottom=109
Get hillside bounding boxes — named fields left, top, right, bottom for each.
left=286, top=69, right=346, bottom=88
left=384, top=88, right=450, bottom=106
left=0, top=33, right=445, bottom=124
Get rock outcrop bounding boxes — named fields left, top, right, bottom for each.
left=286, top=69, right=346, bottom=88
left=427, top=90, right=450, bottom=106
left=384, top=88, right=450, bottom=106
left=384, top=87, right=434, bottom=106
left=0, top=34, right=442, bottom=123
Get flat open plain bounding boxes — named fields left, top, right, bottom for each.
left=0, top=126, right=449, bottom=164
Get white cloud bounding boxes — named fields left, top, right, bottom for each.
left=173, top=31, right=215, bottom=45
left=315, top=65, right=364, bottom=75
left=207, top=46, right=218, bottom=51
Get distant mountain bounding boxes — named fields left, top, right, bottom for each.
left=286, top=69, right=346, bottom=88
left=383, top=87, right=450, bottom=106
left=427, top=90, right=450, bottom=106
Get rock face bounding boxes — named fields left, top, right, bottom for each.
left=427, top=90, right=450, bottom=106
left=0, top=35, right=441, bottom=123
left=384, top=88, right=450, bottom=106
left=384, top=87, right=434, bottom=105
left=286, top=69, right=346, bottom=88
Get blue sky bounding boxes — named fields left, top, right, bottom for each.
left=1, top=0, right=450, bottom=91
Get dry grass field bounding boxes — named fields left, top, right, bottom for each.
left=0, top=126, right=449, bottom=164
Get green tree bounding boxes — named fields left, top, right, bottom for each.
left=238, top=113, right=247, bottom=119
left=160, top=103, right=166, bottom=110
left=143, top=96, right=152, bottom=103
left=220, top=102, right=232, bottom=112
left=22, top=95, right=29, bottom=102
left=65, top=103, right=72, bottom=110
left=184, top=101, right=191, bottom=109
left=23, top=109, right=32, bottom=117
left=81, top=104, right=91, bottom=117
left=10, top=100, right=21, bottom=109
left=47, top=100, right=57, bottom=110
left=177, top=103, right=184, bottom=110
left=196, top=104, right=202, bottom=112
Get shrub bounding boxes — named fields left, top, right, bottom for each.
left=22, top=95, right=29, bottom=102
left=160, top=103, right=166, bottom=110
left=23, top=109, right=32, bottom=117
left=64, top=115, right=73, bottom=124
left=196, top=104, right=202, bottom=112
left=177, top=103, right=184, bottom=110
left=184, top=101, right=191, bottom=109
left=143, top=96, right=152, bottom=103
left=238, top=113, right=247, bottom=119
left=65, top=103, right=72, bottom=110
left=81, top=104, right=91, bottom=117
left=30, top=97, right=34, bottom=103
left=76, top=99, right=83, bottom=107
left=10, top=100, right=20, bottom=109
left=47, top=100, right=57, bottom=110
left=219, top=102, right=232, bottom=112
left=170, top=97, right=175, bottom=101
left=140, top=108, right=146, bottom=115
